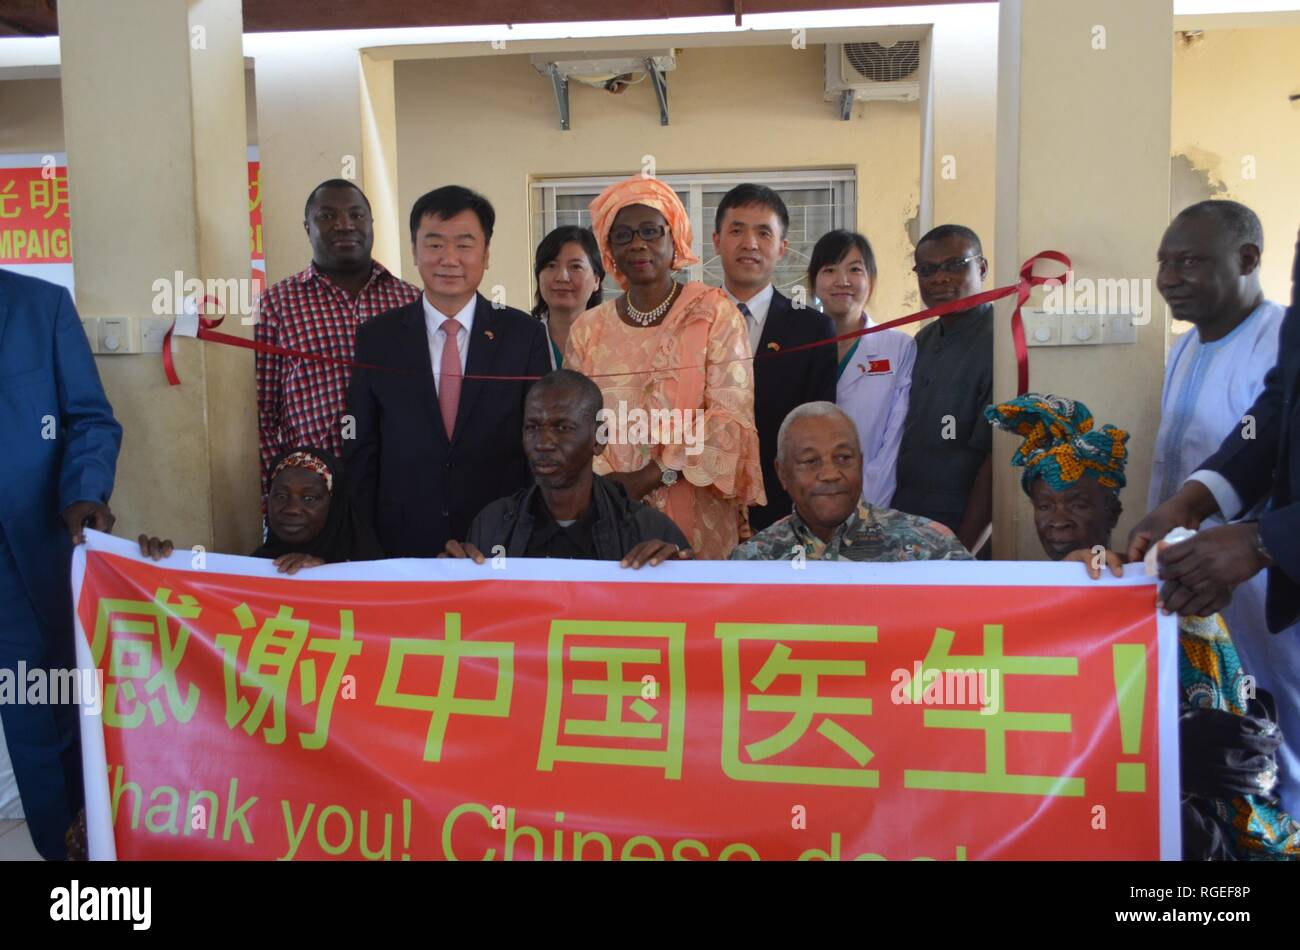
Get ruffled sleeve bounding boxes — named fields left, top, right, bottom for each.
left=661, top=291, right=765, bottom=506
left=565, top=304, right=614, bottom=477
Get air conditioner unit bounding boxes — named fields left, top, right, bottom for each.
left=825, top=40, right=922, bottom=104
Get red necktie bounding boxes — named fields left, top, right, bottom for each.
left=439, top=317, right=463, bottom=438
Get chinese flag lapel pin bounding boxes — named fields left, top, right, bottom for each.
left=484, top=330, right=495, bottom=341
left=857, top=364, right=867, bottom=374
left=766, top=341, right=780, bottom=352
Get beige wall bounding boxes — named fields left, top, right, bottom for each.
left=392, top=44, right=921, bottom=326
left=253, top=40, right=367, bottom=285
left=0, top=71, right=259, bottom=154
left=1172, top=27, right=1300, bottom=307
left=0, top=78, right=65, bottom=153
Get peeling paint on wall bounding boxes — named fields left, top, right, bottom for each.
left=1170, top=149, right=1229, bottom=216
left=899, top=202, right=923, bottom=322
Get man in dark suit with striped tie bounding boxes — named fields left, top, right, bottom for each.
left=713, top=184, right=837, bottom=532
left=345, top=186, right=550, bottom=556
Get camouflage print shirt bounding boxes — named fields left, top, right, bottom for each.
left=729, top=500, right=973, bottom=562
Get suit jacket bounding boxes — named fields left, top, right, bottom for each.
left=748, top=289, right=838, bottom=532
left=345, top=292, right=550, bottom=556
left=1199, top=241, right=1300, bottom=632
left=0, top=269, right=122, bottom=631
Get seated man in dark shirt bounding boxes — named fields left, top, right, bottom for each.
left=443, top=369, right=691, bottom=567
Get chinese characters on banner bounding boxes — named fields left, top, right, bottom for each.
left=0, top=150, right=265, bottom=295
left=72, top=531, right=1180, bottom=861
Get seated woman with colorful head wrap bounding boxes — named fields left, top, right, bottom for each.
left=986, top=393, right=1300, bottom=859
left=138, top=446, right=383, bottom=573
left=565, top=174, right=765, bottom=559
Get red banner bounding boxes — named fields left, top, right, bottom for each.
left=0, top=156, right=264, bottom=267
left=0, top=164, right=70, bottom=263
left=73, top=532, right=1180, bottom=861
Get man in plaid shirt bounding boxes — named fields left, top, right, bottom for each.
left=255, top=179, right=420, bottom=494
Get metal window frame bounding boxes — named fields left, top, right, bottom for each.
left=530, top=169, right=856, bottom=290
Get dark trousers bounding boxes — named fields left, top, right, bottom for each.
left=0, top=532, right=81, bottom=860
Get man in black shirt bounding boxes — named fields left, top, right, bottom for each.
left=892, top=224, right=993, bottom=557
left=443, top=370, right=691, bottom=566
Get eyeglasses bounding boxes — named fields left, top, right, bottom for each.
left=609, top=224, right=669, bottom=246
left=912, top=255, right=982, bottom=279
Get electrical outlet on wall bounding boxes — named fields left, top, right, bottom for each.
left=97, top=317, right=133, bottom=354
left=1022, top=309, right=1060, bottom=347
left=1060, top=313, right=1102, bottom=346
left=139, top=317, right=172, bottom=354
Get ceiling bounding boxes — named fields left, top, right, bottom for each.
left=0, top=0, right=982, bottom=37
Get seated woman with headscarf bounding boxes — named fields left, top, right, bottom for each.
left=138, top=446, right=382, bottom=573
left=986, top=393, right=1300, bottom=860
left=565, top=174, right=765, bottom=559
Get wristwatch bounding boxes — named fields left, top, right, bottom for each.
left=657, top=459, right=680, bottom=487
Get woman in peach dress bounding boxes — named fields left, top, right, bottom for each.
left=566, top=175, right=764, bottom=559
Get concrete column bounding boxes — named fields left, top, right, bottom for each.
left=361, top=53, right=404, bottom=275
left=59, top=0, right=258, bottom=552
left=252, top=38, right=366, bottom=285
left=993, top=0, right=1173, bottom=559
left=926, top=4, right=1000, bottom=258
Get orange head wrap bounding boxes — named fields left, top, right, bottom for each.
left=588, top=174, right=700, bottom=290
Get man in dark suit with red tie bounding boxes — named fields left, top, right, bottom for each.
left=345, top=186, right=550, bottom=556
left=713, top=184, right=837, bottom=532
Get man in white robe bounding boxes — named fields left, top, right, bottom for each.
left=1149, top=199, right=1299, bottom=815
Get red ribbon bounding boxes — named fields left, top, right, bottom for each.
left=773, top=250, right=1072, bottom=396
left=163, top=252, right=1072, bottom=395
left=161, top=295, right=398, bottom=386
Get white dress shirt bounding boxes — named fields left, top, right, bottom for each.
left=726, top=283, right=775, bottom=355
left=423, top=292, right=476, bottom=392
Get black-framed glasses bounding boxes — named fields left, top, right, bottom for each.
left=912, top=255, right=982, bottom=279
left=609, top=224, right=669, bottom=246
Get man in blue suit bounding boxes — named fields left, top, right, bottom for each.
left=0, top=268, right=122, bottom=859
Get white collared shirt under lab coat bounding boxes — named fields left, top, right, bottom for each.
left=836, top=322, right=917, bottom=508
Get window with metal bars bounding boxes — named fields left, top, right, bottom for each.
left=530, top=170, right=856, bottom=299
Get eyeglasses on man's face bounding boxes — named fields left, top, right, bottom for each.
left=912, top=255, right=983, bottom=279
left=609, top=224, right=669, bottom=246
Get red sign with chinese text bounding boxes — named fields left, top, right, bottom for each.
left=0, top=160, right=264, bottom=265
left=0, top=165, right=70, bottom=263
left=75, top=542, right=1174, bottom=861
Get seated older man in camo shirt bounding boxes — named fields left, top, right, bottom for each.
left=730, top=402, right=972, bottom=562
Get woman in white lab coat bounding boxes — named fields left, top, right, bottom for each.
left=807, top=230, right=915, bottom=507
